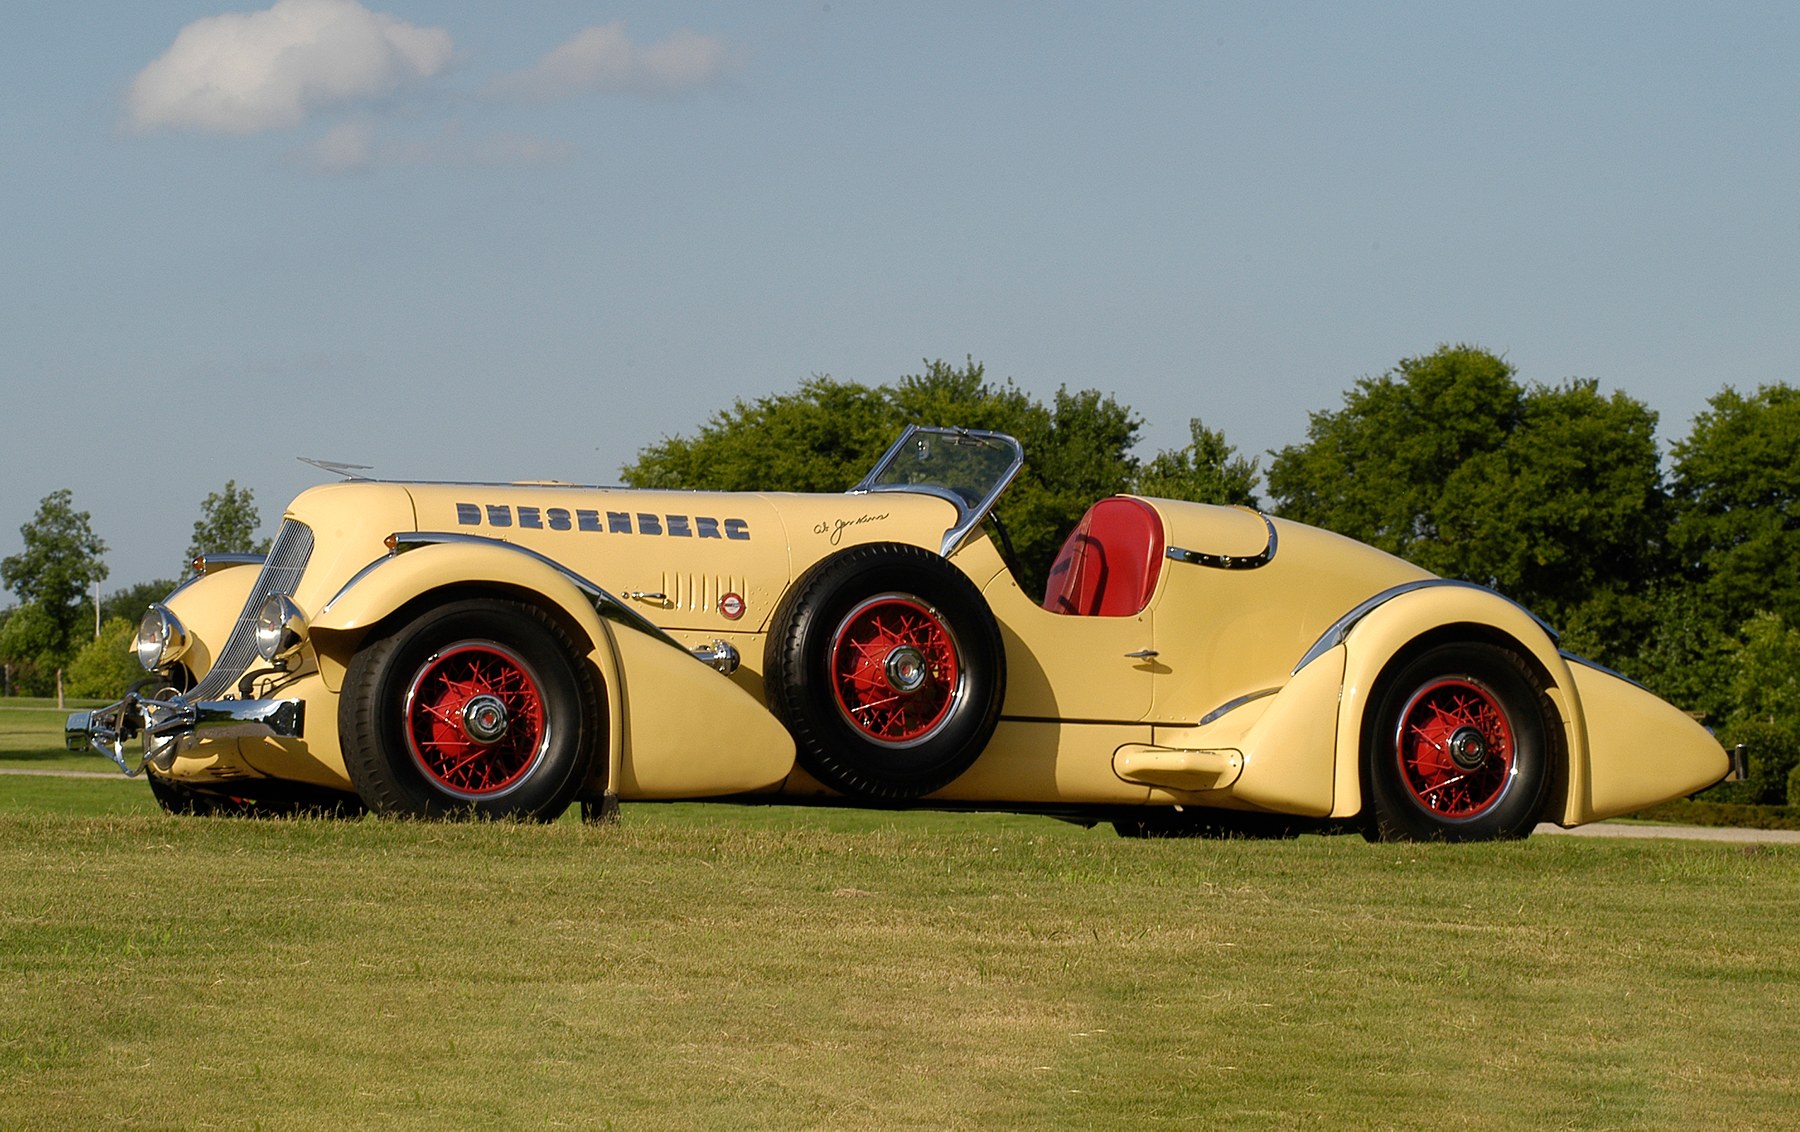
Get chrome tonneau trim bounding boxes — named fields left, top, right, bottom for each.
left=1165, top=513, right=1279, bottom=571
left=1290, top=579, right=1560, bottom=676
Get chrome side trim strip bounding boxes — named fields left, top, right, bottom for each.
left=1197, top=687, right=1281, bottom=726
left=1561, top=650, right=1648, bottom=691
left=192, top=552, right=266, bottom=575
left=1166, top=513, right=1279, bottom=571
left=328, top=531, right=697, bottom=658
left=1291, top=578, right=1560, bottom=676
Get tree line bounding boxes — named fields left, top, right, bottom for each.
left=0, top=482, right=267, bottom=698
left=7, top=348, right=1795, bottom=804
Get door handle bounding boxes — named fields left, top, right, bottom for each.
left=1124, top=649, right=1159, bottom=659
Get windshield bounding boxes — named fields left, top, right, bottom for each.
left=852, top=426, right=1024, bottom=557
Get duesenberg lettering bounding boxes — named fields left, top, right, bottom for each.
left=457, top=503, right=749, bottom=540
left=814, top=512, right=891, bottom=546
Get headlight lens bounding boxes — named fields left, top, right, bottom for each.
left=254, top=594, right=309, bottom=663
left=135, top=605, right=188, bottom=671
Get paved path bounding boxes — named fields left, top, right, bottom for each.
left=1534, top=821, right=1800, bottom=845
left=0, top=767, right=129, bottom=780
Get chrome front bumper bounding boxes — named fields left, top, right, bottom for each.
left=66, top=693, right=306, bottom=776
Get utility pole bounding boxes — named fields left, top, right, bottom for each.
left=95, top=578, right=102, bottom=638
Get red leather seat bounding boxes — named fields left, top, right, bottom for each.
left=1041, top=497, right=1165, bottom=616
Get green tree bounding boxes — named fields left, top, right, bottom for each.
left=1730, top=613, right=1800, bottom=730
left=1265, top=346, right=1666, bottom=659
left=1131, top=417, right=1260, bottom=505
left=0, top=602, right=63, bottom=696
left=184, top=480, right=270, bottom=571
left=66, top=617, right=141, bottom=699
left=621, top=358, right=1145, bottom=593
left=101, top=579, right=182, bottom=626
left=1667, top=384, right=1800, bottom=630
left=1266, top=345, right=1522, bottom=562
left=1, top=489, right=108, bottom=667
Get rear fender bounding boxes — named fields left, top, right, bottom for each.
left=1310, top=583, right=1581, bottom=821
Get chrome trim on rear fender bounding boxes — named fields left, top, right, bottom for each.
left=1290, top=579, right=1560, bottom=676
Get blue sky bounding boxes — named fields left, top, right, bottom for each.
left=3, top=1, right=1797, bottom=591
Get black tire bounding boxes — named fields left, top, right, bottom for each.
left=764, top=543, right=1005, bottom=800
left=340, top=599, right=599, bottom=820
left=147, top=772, right=364, bottom=819
left=1364, top=643, right=1554, bottom=842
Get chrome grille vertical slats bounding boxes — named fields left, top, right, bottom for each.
left=190, top=520, right=315, bottom=700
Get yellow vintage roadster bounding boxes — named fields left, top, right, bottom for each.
left=69, top=426, right=1725, bottom=839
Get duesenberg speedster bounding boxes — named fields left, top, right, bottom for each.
left=69, top=426, right=1725, bottom=839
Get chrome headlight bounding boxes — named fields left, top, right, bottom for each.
left=135, top=605, right=189, bottom=671
left=254, top=594, right=309, bottom=663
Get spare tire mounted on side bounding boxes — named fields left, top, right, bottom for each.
left=765, top=542, right=1006, bottom=800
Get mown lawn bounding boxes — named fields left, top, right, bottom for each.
left=1, top=753, right=1796, bottom=1129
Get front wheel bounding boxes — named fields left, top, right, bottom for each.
left=147, top=772, right=364, bottom=818
left=1365, top=643, right=1554, bottom=842
left=341, top=599, right=599, bottom=820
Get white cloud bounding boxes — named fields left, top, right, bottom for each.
left=491, top=22, right=740, bottom=101
left=289, top=120, right=575, bottom=174
left=126, top=0, right=453, bottom=135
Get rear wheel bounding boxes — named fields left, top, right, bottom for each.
left=341, top=599, right=598, bottom=820
left=1365, top=643, right=1552, bottom=841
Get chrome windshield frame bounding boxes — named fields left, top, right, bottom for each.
left=848, top=425, right=1025, bottom=558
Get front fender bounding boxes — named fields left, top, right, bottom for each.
left=313, top=539, right=613, bottom=641
left=310, top=537, right=794, bottom=801
left=1311, top=582, right=1581, bottom=821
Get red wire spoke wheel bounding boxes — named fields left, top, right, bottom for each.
left=1366, top=643, right=1553, bottom=842
left=766, top=543, right=1006, bottom=800
left=829, top=594, right=964, bottom=746
left=342, top=599, right=599, bottom=820
left=404, top=642, right=548, bottom=797
left=1392, top=677, right=1515, bottom=820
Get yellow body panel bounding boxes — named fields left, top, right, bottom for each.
left=1566, top=661, right=1729, bottom=822
left=119, top=457, right=1724, bottom=829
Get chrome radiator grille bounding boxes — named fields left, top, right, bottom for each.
left=190, top=520, right=315, bottom=700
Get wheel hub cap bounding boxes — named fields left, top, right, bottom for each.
left=461, top=694, right=510, bottom=745
left=829, top=594, right=964, bottom=746
left=1394, top=677, right=1517, bottom=820
left=1447, top=725, right=1488, bottom=771
left=884, top=646, right=928, bottom=693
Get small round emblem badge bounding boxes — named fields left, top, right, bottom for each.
left=719, top=592, right=745, bottom=620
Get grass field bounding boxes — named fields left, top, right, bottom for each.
left=3, top=704, right=1799, bottom=1129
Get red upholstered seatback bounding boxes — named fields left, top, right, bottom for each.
left=1041, top=497, right=1166, bottom=616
